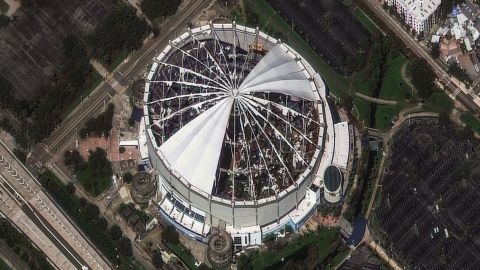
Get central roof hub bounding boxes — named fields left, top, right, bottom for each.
left=231, top=88, right=239, bottom=97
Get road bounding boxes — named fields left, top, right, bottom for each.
left=363, top=0, right=480, bottom=116
left=29, top=0, right=213, bottom=167
left=24, top=0, right=212, bottom=268
left=0, top=140, right=111, bottom=269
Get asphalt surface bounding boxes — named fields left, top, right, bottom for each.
left=0, top=173, right=83, bottom=269
left=22, top=203, right=87, bottom=269
left=364, top=0, right=480, bottom=116
left=29, top=0, right=212, bottom=167
left=0, top=140, right=111, bottom=269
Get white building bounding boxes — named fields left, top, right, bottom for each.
left=387, top=0, right=441, bottom=34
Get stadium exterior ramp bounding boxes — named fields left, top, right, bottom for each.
left=143, top=23, right=350, bottom=247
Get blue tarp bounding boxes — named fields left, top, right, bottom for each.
left=130, top=107, right=143, bottom=123
left=347, top=218, right=366, bottom=246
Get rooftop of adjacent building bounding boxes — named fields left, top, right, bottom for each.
left=394, top=0, right=441, bottom=21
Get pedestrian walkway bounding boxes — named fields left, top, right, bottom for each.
left=355, top=92, right=398, bottom=105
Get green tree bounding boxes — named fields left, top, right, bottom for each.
left=123, top=172, right=133, bottom=184
left=109, top=224, right=122, bottom=240
left=66, top=182, right=76, bottom=195
left=118, top=237, right=132, bottom=257
left=85, top=203, right=100, bottom=220
left=152, top=250, right=164, bottom=269
left=431, top=43, right=440, bottom=59
left=96, top=217, right=108, bottom=231
left=0, top=15, right=9, bottom=28
left=410, top=59, right=435, bottom=99
left=161, top=225, right=179, bottom=245
left=237, top=253, right=253, bottom=270
left=141, top=0, right=181, bottom=21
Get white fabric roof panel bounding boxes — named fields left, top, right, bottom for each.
left=332, top=122, right=350, bottom=169
left=239, top=46, right=317, bottom=101
left=159, top=98, right=233, bottom=194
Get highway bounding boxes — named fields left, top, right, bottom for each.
left=30, top=0, right=212, bottom=165
left=364, top=0, right=480, bottom=116
left=0, top=140, right=111, bottom=269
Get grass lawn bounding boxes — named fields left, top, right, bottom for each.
left=380, top=54, right=416, bottom=101
left=0, top=257, right=11, bottom=270
left=0, top=0, right=8, bottom=14
left=164, top=242, right=198, bottom=270
left=329, top=248, right=351, bottom=268
left=424, top=92, right=453, bottom=114
left=77, top=167, right=112, bottom=197
left=461, top=112, right=480, bottom=133
left=353, top=97, right=371, bottom=125
left=352, top=7, right=380, bottom=34
left=375, top=104, right=403, bottom=131
left=243, top=0, right=353, bottom=100
left=252, top=229, right=340, bottom=270
left=108, top=49, right=129, bottom=72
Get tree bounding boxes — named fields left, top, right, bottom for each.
left=109, top=225, right=122, bottom=240
left=0, top=15, right=9, bottom=28
left=20, top=0, right=34, bottom=8
left=161, top=225, right=179, bottom=245
left=118, top=237, right=133, bottom=257
left=96, top=217, right=108, bottom=231
left=448, top=62, right=473, bottom=86
left=66, top=182, right=76, bottom=195
left=13, top=148, right=26, bottom=164
left=123, top=172, right=133, bottom=184
left=237, top=254, right=253, bottom=270
left=85, top=203, right=100, bottom=220
left=410, top=59, right=435, bottom=99
left=89, top=5, right=149, bottom=65
left=151, top=250, right=163, bottom=269
left=431, top=43, right=440, bottom=59
left=340, top=96, right=354, bottom=112
left=141, top=0, right=181, bottom=21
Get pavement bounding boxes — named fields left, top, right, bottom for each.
left=355, top=92, right=399, bottom=105
left=0, top=140, right=111, bottom=269
left=24, top=1, right=212, bottom=267
left=28, top=0, right=212, bottom=171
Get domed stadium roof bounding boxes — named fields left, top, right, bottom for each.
left=145, top=25, right=325, bottom=201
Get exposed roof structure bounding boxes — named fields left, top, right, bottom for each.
left=145, top=25, right=324, bottom=198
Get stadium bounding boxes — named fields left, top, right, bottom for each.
left=142, top=23, right=350, bottom=247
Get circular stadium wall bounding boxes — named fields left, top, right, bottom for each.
left=144, top=23, right=334, bottom=230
